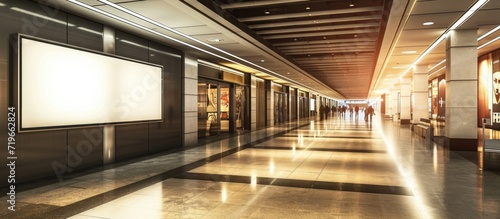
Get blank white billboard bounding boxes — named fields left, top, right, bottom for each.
left=16, top=35, right=163, bottom=131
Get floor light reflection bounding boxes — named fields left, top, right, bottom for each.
left=374, top=122, right=431, bottom=219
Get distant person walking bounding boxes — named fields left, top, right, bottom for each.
left=320, top=104, right=324, bottom=120
left=366, top=105, right=375, bottom=122
left=325, top=105, right=330, bottom=119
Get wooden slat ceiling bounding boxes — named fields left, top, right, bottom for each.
left=209, top=0, right=387, bottom=99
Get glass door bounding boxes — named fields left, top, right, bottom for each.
left=198, top=79, right=232, bottom=138
left=235, top=85, right=246, bottom=130
left=219, top=83, right=230, bottom=135
left=198, top=81, right=219, bottom=138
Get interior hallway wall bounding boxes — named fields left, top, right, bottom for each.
left=0, top=0, right=183, bottom=186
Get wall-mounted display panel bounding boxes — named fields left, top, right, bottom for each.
left=310, top=99, right=315, bottom=111
left=13, top=34, right=163, bottom=132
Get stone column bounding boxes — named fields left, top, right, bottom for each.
left=390, top=85, right=400, bottom=122
left=102, top=26, right=115, bottom=164
left=400, top=77, right=412, bottom=124
left=445, top=29, right=478, bottom=151
left=413, top=65, right=429, bottom=123
left=385, top=92, right=392, bottom=118
left=183, top=53, right=198, bottom=147
left=266, top=80, right=274, bottom=127
left=296, top=88, right=300, bottom=120
left=285, top=86, right=291, bottom=122
left=251, top=76, right=257, bottom=130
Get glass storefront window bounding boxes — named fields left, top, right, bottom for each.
left=198, top=80, right=231, bottom=138
left=235, top=85, right=245, bottom=129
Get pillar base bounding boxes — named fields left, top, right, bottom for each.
left=444, top=137, right=477, bottom=151
left=400, top=119, right=411, bottom=124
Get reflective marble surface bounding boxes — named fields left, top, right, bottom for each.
left=2, top=114, right=500, bottom=218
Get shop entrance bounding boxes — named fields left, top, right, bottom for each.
left=198, top=80, right=231, bottom=138
left=274, top=92, right=288, bottom=124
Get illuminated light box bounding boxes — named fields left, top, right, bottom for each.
left=310, top=99, right=315, bottom=111
left=13, top=34, right=163, bottom=132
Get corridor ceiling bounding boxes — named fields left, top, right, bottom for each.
left=40, top=0, right=500, bottom=99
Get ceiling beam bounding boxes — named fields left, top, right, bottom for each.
left=220, top=0, right=308, bottom=9
left=256, top=23, right=381, bottom=35
left=279, top=42, right=375, bottom=50
left=263, top=28, right=379, bottom=39
left=285, top=49, right=374, bottom=55
left=274, top=38, right=377, bottom=47
left=249, top=15, right=380, bottom=29
left=281, top=46, right=376, bottom=53
left=238, top=6, right=383, bottom=22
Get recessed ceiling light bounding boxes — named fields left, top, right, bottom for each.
left=265, top=10, right=270, bottom=14
left=423, top=21, right=434, bottom=26
left=402, top=50, right=416, bottom=54
left=207, top=38, right=223, bottom=42
left=306, top=5, right=310, bottom=10
left=260, top=60, right=265, bottom=62
left=349, top=2, right=355, bottom=7
left=354, top=34, right=357, bottom=37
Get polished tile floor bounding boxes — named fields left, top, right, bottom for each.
left=2, top=113, right=500, bottom=219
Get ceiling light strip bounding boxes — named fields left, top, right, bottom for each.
left=428, top=59, right=446, bottom=72
left=221, top=0, right=308, bottom=9
left=198, top=60, right=245, bottom=76
left=369, top=0, right=417, bottom=97
left=429, top=66, right=446, bottom=78
left=67, top=0, right=264, bottom=76
left=11, top=7, right=75, bottom=26
left=478, top=25, right=500, bottom=41
left=98, top=0, right=284, bottom=83
left=450, top=0, right=489, bottom=30
left=69, top=0, right=295, bottom=84
left=478, top=35, right=500, bottom=49
left=389, top=0, right=489, bottom=88
left=94, top=0, right=341, bottom=98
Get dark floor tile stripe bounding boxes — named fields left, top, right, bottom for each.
left=32, top=122, right=312, bottom=219
left=282, top=134, right=381, bottom=139
left=250, top=145, right=387, bottom=153
left=295, top=129, right=375, bottom=132
left=176, top=172, right=413, bottom=196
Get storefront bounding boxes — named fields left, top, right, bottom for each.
left=274, top=84, right=288, bottom=125
left=429, top=75, right=446, bottom=120
left=298, top=91, right=310, bottom=119
left=197, top=64, right=249, bottom=138
left=478, top=48, right=500, bottom=128
left=290, top=88, right=298, bottom=120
